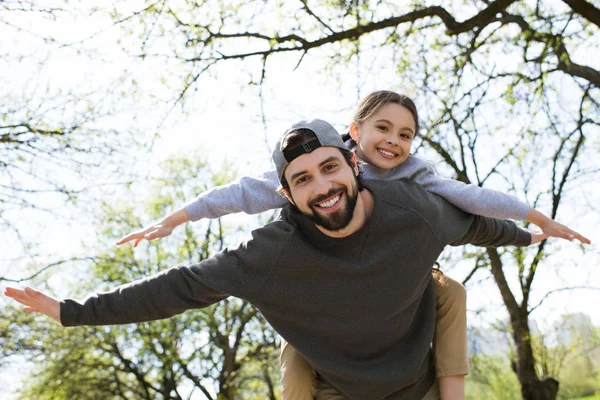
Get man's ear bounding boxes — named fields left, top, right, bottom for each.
left=281, top=189, right=295, bottom=205
left=349, top=122, right=360, bottom=142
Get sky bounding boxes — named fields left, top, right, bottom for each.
left=1, top=2, right=599, bottom=398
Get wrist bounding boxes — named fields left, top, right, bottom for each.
left=163, top=208, right=190, bottom=229
left=525, top=208, right=547, bottom=227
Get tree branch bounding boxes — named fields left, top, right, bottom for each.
left=529, top=286, right=600, bottom=312
left=561, top=0, right=600, bottom=28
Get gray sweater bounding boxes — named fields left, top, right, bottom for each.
left=185, top=155, right=531, bottom=222
left=62, top=180, right=531, bottom=400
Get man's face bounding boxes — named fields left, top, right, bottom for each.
left=283, top=147, right=360, bottom=232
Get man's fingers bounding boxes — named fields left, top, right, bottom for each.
left=5, top=286, right=61, bottom=323
left=4, top=287, right=28, bottom=303
left=24, top=286, right=42, bottom=298
left=5, top=287, right=39, bottom=308
left=9, top=295, right=31, bottom=307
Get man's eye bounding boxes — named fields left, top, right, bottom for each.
left=324, top=164, right=338, bottom=172
left=296, top=176, right=308, bottom=185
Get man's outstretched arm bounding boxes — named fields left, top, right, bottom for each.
left=450, top=215, right=535, bottom=248
left=5, top=263, right=231, bottom=327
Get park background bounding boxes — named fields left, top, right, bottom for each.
left=1, top=0, right=599, bottom=399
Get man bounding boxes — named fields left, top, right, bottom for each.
left=5, top=119, right=539, bottom=399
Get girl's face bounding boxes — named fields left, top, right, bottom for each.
left=350, top=102, right=416, bottom=170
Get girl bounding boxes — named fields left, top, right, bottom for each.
left=118, top=91, right=588, bottom=399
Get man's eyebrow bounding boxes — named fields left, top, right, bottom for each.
left=289, top=156, right=341, bottom=181
left=375, top=118, right=415, bottom=134
left=289, top=169, right=308, bottom=182
left=319, top=156, right=341, bottom=167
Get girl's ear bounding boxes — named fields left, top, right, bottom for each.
left=281, top=189, right=295, bottom=205
left=349, top=153, right=359, bottom=176
left=349, top=122, right=360, bottom=143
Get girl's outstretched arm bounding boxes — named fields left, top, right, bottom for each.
left=384, top=156, right=589, bottom=244
left=116, top=208, right=189, bottom=247
left=117, top=170, right=287, bottom=247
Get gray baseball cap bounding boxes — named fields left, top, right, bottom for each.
left=272, top=119, right=346, bottom=181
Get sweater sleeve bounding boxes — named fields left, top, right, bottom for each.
left=449, top=215, right=531, bottom=247
left=60, top=264, right=231, bottom=326
left=61, top=221, right=292, bottom=327
left=390, top=179, right=531, bottom=248
left=362, top=155, right=531, bottom=221
left=184, top=170, right=287, bottom=221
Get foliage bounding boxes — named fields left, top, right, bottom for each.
left=2, top=0, right=599, bottom=399
left=467, top=354, right=522, bottom=400
left=2, top=155, right=281, bottom=399
left=0, top=1, right=143, bottom=284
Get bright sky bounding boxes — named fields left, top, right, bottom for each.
left=1, top=2, right=599, bottom=398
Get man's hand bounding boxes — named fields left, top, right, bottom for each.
left=116, top=223, right=174, bottom=247
left=528, top=230, right=550, bottom=245
left=4, top=287, right=61, bottom=323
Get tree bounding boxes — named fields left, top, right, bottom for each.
left=1, top=155, right=281, bottom=399
left=89, top=1, right=598, bottom=398
left=0, top=1, right=143, bottom=284
left=3, top=0, right=599, bottom=398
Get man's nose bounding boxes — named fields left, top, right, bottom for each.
left=312, top=175, right=333, bottom=196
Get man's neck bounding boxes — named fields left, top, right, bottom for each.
left=316, top=188, right=375, bottom=238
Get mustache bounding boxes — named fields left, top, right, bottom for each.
left=308, top=187, right=344, bottom=207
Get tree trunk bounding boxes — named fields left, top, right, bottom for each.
left=511, top=316, right=560, bottom=400
left=224, top=345, right=235, bottom=400
left=487, top=248, right=560, bottom=400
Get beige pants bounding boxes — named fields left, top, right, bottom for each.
left=314, top=379, right=440, bottom=400
left=279, top=272, right=468, bottom=400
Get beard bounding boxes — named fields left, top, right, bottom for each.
left=301, top=178, right=359, bottom=232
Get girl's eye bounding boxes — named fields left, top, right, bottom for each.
left=377, top=126, right=388, bottom=132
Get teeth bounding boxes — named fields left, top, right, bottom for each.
left=317, top=194, right=341, bottom=208
left=379, top=149, right=395, bottom=157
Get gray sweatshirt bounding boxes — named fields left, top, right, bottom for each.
left=62, top=180, right=531, bottom=400
left=184, top=154, right=531, bottom=222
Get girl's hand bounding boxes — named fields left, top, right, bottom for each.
left=526, top=208, right=590, bottom=244
left=4, top=286, right=61, bottom=323
left=116, top=223, right=174, bottom=247
left=539, top=219, right=590, bottom=244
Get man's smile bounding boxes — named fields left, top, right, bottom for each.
left=314, top=193, right=342, bottom=210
